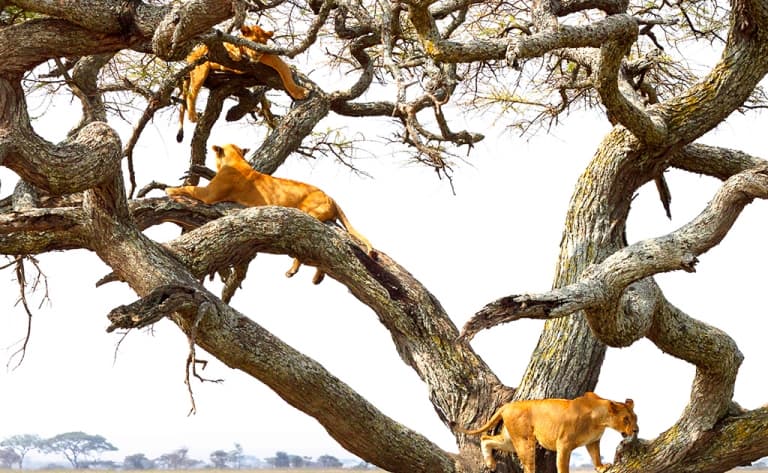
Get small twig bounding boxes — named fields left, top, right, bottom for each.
left=112, top=330, right=131, bottom=367
left=105, top=286, right=224, bottom=415
left=185, top=301, right=223, bottom=415
left=123, top=59, right=204, bottom=197
left=137, top=181, right=172, bottom=198
left=6, top=256, right=49, bottom=370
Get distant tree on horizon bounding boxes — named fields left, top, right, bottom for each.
left=317, top=454, right=343, bottom=468
left=40, top=432, right=117, bottom=469
left=266, top=451, right=290, bottom=468
left=0, top=434, right=41, bottom=469
left=123, top=452, right=155, bottom=470
left=209, top=450, right=228, bottom=469
left=0, top=447, right=21, bottom=469
left=226, top=443, right=243, bottom=469
left=155, top=447, right=202, bottom=470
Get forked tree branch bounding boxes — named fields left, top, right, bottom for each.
left=461, top=164, right=768, bottom=342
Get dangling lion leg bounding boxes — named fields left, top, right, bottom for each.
left=259, top=54, right=309, bottom=100
left=285, top=257, right=301, bottom=278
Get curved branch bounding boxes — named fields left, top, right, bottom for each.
left=506, top=14, right=637, bottom=66
left=251, top=91, right=330, bottom=174
left=151, top=0, right=234, bottom=60
left=10, top=0, right=165, bottom=37
left=595, top=28, right=667, bottom=145
left=671, top=143, right=768, bottom=180
left=1, top=109, right=123, bottom=196
left=654, top=3, right=768, bottom=146
left=328, top=20, right=378, bottom=102
left=106, top=282, right=458, bottom=472
left=0, top=19, right=129, bottom=77
left=93, top=199, right=508, bottom=472
left=1, top=83, right=122, bottom=194
left=645, top=300, right=742, bottom=448
left=70, top=54, right=113, bottom=129
left=462, top=164, right=768, bottom=340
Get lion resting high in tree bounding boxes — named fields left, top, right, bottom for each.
left=166, top=143, right=376, bottom=285
left=177, top=24, right=309, bottom=141
left=455, top=392, right=638, bottom=473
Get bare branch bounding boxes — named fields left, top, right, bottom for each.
left=151, top=0, right=234, bottom=60
left=595, top=26, right=668, bottom=145
left=1, top=78, right=123, bottom=196
left=462, top=164, right=768, bottom=341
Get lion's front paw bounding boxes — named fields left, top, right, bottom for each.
left=165, top=188, right=192, bottom=203
left=595, top=463, right=612, bottom=472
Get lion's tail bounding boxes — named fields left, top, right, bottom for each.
left=176, top=76, right=189, bottom=143
left=332, top=199, right=375, bottom=257
left=452, top=408, right=504, bottom=436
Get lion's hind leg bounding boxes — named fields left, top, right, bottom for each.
left=285, top=258, right=325, bottom=285
left=479, top=432, right=514, bottom=472
left=186, top=62, right=210, bottom=123
left=510, top=434, right=537, bottom=473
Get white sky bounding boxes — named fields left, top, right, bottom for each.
left=1, top=54, right=767, bottom=467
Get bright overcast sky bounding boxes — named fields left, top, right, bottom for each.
left=1, top=49, right=767, bottom=466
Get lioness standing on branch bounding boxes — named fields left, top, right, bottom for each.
left=455, top=392, right=638, bottom=473
left=166, top=143, right=376, bottom=285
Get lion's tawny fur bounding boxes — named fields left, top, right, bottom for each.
left=456, top=392, right=638, bottom=473
left=177, top=25, right=308, bottom=141
left=166, top=143, right=375, bottom=285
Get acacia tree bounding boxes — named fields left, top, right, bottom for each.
left=41, top=432, right=117, bottom=469
left=1, top=1, right=767, bottom=473
left=0, top=434, right=41, bottom=469
left=0, top=448, right=21, bottom=469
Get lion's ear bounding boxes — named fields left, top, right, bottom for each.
left=241, top=148, right=250, bottom=156
left=625, top=399, right=634, bottom=409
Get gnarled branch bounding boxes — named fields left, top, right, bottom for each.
left=462, top=164, right=768, bottom=341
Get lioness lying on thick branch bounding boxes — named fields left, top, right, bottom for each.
left=166, top=143, right=376, bottom=284
left=454, top=392, right=638, bottom=473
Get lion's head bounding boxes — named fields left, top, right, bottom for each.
left=212, top=144, right=250, bottom=170
left=240, top=25, right=274, bottom=45
left=607, top=398, right=639, bottom=440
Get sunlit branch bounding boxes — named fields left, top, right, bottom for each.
left=596, top=30, right=668, bottom=145
left=152, top=0, right=234, bottom=60
left=670, top=143, right=767, bottom=180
